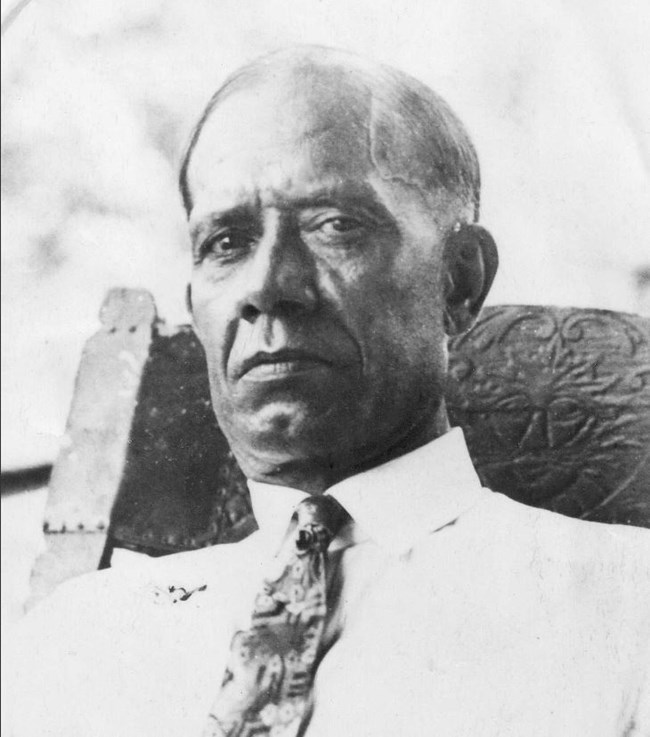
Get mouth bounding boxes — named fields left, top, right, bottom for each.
left=236, top=349, right=334, bottom=381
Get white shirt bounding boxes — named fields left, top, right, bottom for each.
left=4, top=428, right=650, bottom=737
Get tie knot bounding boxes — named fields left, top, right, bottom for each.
left=293, top=496, right=349, bottom=554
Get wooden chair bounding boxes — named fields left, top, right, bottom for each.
left=29, top=288, right=650, bottom=605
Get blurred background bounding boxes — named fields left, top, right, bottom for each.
left=1, top=0, right=649, bottom=622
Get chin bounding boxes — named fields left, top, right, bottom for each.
left=254, top=401, right=322, bottom=439
left=236, top=400, right=345, bottom=457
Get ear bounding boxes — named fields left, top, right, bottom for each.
left=185, top=283, right=193, bottom=315
left=442, top=223, right=498, bottom=335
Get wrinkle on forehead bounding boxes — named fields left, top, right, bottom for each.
left=367, top=96, right=433, bottom=206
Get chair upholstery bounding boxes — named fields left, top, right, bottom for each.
left=30, top=289, right=650, bottom=601
left=446, top=307, right=650, bottom=525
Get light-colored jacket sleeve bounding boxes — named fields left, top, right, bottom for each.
left=1, top=569, right=125, bottom=737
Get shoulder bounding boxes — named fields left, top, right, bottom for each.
left=485, top=490, right=650, bottom=553
left=475, top=490, right=650, bottom=603
left=3, top=533, right=263, bottom=734
left=118, top=531, right=264, bottom=589
left=8, top=532, right=263, bottom=662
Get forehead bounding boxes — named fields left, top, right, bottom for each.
left=186, top=78, right=376, bottom=213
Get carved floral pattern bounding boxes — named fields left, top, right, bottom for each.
left=448, top=306, right=650, bottom=525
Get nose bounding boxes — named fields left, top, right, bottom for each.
left=237, top=210, right=318, bottom=322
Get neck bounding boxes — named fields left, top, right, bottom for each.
left=233, top=403, right=451, bottom=494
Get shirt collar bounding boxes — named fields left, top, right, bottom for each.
left=247, top=427, right=486, bottom=556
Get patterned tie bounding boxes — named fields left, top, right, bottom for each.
left=203, top=495, right=350, bottom=737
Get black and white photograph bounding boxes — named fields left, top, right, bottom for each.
left=1, top=1, right=649, bottom=735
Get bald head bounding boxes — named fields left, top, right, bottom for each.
left=179, top=46, right=480, bottom=221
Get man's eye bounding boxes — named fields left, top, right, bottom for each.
left=318, top=217, right=364, bottom=237
left=200, top=230, right=253, bottom=259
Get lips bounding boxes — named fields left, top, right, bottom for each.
left=235, top=349, right=334, bottom=381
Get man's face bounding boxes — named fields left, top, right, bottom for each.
left=186, top=80, right=452, bottom=477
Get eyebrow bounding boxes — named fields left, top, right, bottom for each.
left=190, top=204, right=259, bottom=242
left=190, top=180, right=396, bottom=241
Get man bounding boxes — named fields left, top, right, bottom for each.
left=6, top=46, right=650, bottom=736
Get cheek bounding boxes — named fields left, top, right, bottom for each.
left=342, top=254, right=444, bottom=354
left=190, top=286, right=230, bottom=374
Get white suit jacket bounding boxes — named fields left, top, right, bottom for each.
left=4, top=428, right=650, bottom=736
